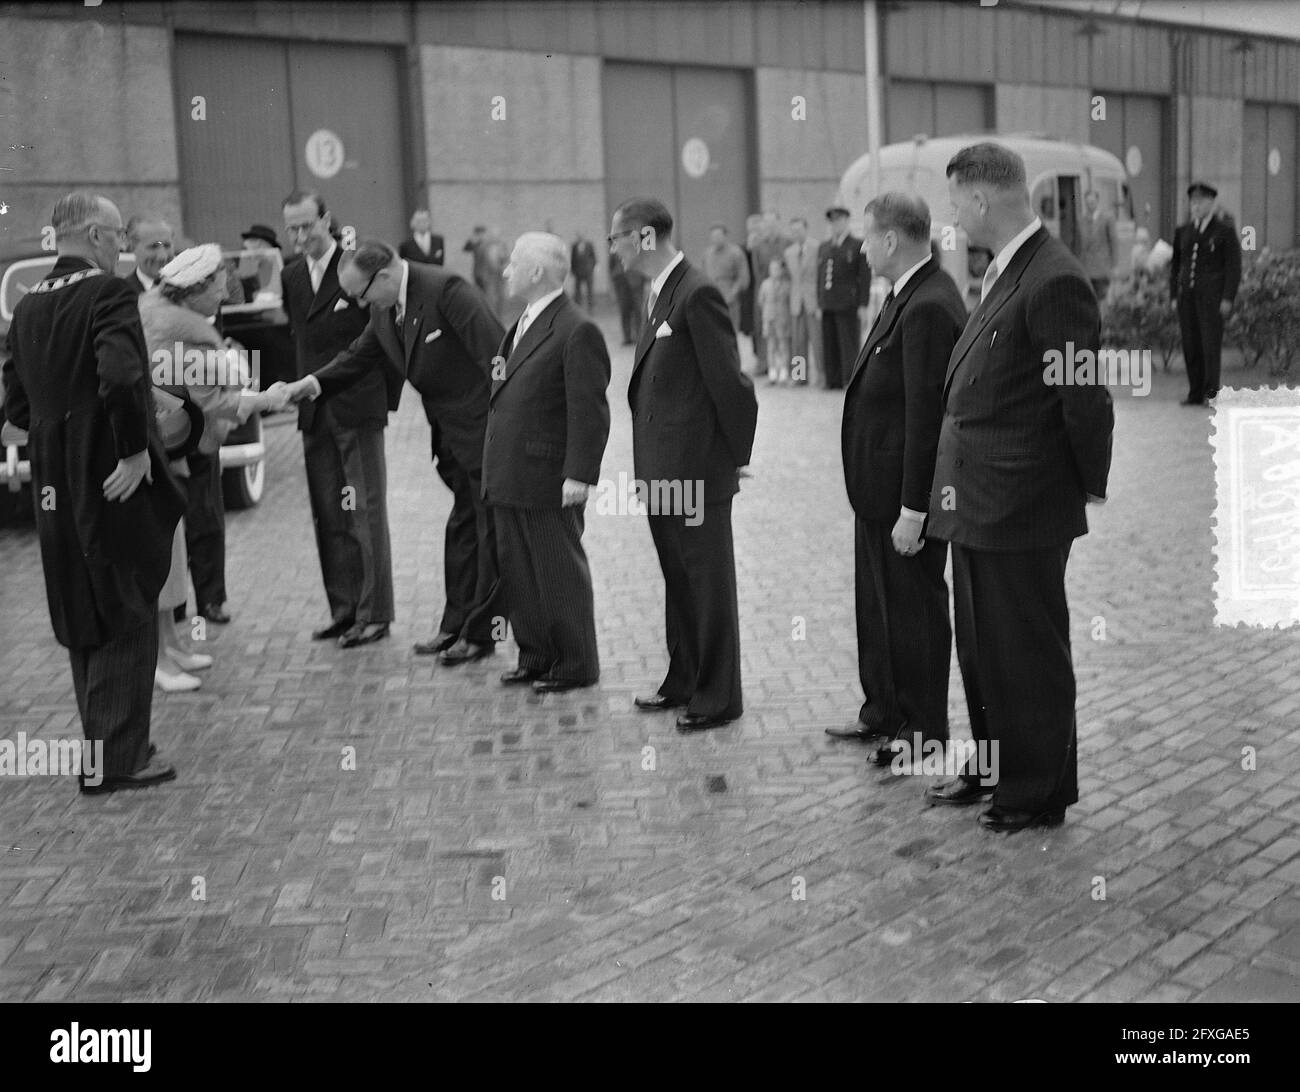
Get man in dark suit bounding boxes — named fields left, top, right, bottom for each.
left=281, top=190, right=394, bottom=648
left=3, top=192, right=183, bottom=793
left=487, top=232, right=610, bottom=692
left=1170, top=181, right=1241, bottom=405
left=399, top=208, right=445, bottom=266
left=569, top=232, right=597, bottom=311
left=123, top=215, right=175, bottom=297
left=817, top=206, right=872, bottom=390
left=832, top=193, right=965, bottom=767
left=609, top=197, right=758, bottom=732
left=285, top=239, right=505, bottom=665
left=926, top=143, right=1113, bottom=832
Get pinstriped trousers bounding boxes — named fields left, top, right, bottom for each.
left=494, top=504, right=599, bottom=682
left=68, top=618, right=158, bottom=779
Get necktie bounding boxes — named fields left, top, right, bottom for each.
left=309, top=259, right=323, bottom=295
left=980, top=259, right=999, bottom=304
left=512, top=308, right=531, bottom=353
left=393, top=303, right=405, bottom=345
left=647, top=288, right=658, bottom=319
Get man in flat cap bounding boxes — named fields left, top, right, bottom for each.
left=1170, top=181, right=1241, bottom=405
left=817, top=206, right=872, bottom=390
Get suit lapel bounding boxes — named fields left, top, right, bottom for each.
left=493, top=296, right=563, bottom=399
left=307, top=249, right=342, bottom=320
left=847, top=261, right=934, bottom=388
left=943, top=228, right=1049, bottom=396
left=633, top=258, right=690, bottom=378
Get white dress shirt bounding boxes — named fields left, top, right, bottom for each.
left=647, top=250, right=685, bottom=317
left=308, top=239, right=337, bottom=295
left=982, top=217, right=1042, bottom=301
left=414, top=230, right=432, bottom=254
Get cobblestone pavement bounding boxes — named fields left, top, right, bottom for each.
left=2, top=311, right=1298, bottom=1002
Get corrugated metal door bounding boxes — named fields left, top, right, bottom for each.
left=886, top=81, right=990, bottom=143
left=174, top=34, right=407, bottom=247
left=603, top=62, right=755, bottom=264
left=1091, top=92, right=1165, bottom=240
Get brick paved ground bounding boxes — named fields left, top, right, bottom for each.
left=2, top=311, right=1298, bottom=1002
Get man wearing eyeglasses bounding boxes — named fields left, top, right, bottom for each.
left=3, top=191, right=185, bottom=794
left=284, top=239, right=507, bottom=668
left=280, top=190, right=395, bottom=649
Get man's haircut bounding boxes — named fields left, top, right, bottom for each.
left=410, top=208, right=431, bottom=226
left=514, top=232, right=570, bottom=283
left=339, top=239, right=397, bottom=277
left=615, top=197, right=673, bottom=240
left=282, top=189, right=326, bottom=217
left=51, top=192, right=110, bottom=241
left=863, top=192, right=931, bottom=245
left=125, top=214, right=171, bottom=246
left=945, top=143, right=1027, bottom=192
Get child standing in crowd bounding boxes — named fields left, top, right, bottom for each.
left=759, top=257, right=792, bottom=385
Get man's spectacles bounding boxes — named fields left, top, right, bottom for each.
left=354, top=268, right=380, bottom=303
left=285, top=220, right=320, bottom=237
left=607, top=228, right=638, bottom=245
left=89, top=223, right=128, bottom=240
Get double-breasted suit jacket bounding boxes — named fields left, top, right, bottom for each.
left=484, top=293, right=610, bottom=508
left=928, top=227, right=1113, bottom=551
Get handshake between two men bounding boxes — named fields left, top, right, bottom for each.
left=258, top=376, right=321, bottom=412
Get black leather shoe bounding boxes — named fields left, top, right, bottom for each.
left=338, top=622, right=389, bottom=649
left=635, top=694, right=684, bottom=712
left=501, top=667, right=546, bottom=685
left=438, top=638, right=493, bottom=666
left=201, top=602, right=231, bottom=624
left=413, top=630, right=459, bottom=655
left=312, top=618, right=355, bottom=641
left=675, top=712, right=736, bottom=732
left=924, top=777, right=995, bottom=806
left=979, top=805, right=1065, bottom=832
left=825, top=719, right=890, bottom=741
left=80, top=760, right=177, bottom=795
left=533, top=678, right=596, bottom=693
left=868, top=741, right=907, bottom=767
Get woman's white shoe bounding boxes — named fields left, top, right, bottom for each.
left=155, top=665, right=201, bottom=692
left=168, top=649, right=213, bottom=672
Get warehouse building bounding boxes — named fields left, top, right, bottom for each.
left=1, top=1, right=1297, bottom=289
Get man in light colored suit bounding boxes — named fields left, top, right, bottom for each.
left=487, top=233, right=611, bottom=692
left=783, top=217, right=822, bottom=385
left=925, top=143, right=1113, bottom=832
left=1078, top=190, right=1118, bottom=300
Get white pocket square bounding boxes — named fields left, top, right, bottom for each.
left=654, top=322, right=673, bottom=339
left=424, top=329, right=442, bottom=344
left=332, top=298, right=348, bottom=312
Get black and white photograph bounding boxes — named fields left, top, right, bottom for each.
left=2, top=0, right=1299, bottom=1034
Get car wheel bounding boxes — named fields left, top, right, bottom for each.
left=223, top=459, right=264, bottom=509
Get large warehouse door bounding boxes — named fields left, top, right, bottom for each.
left=174, top=35, right=407, bottom=249
left=886, top=80, right=991, bottom=143
left=603, top=62, right=756, bottom=266
left=1243, top=103, right=1297, bottom=252
left=1090, top=92, right=1166, bottom=240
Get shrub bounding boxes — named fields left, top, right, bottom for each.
left=1225, top=247, right=1300, bottom=375
left=1101, top=267, right=1181, bottom=371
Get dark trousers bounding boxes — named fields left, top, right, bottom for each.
left=1177, top=290, right=1224, bottom=402
left=573, top=274, right=594, bottom=311
left=950, top=543, right=1078, bottom=813
left=303, top=417, right=395, bottom=625
left=821, top=308, right=860, bottom=389
left=68, top=618, right=157, bottom=780
left=184, top=451, right=226, bottom=608
left=430, top=429, right=500, bottom=644
left=647, top=501, right=742, bottom=719
left=854, top=517, right=951, bottom=741
left=495, top=504, right=599, bottom=681
left=613, top=277, right=645, bottom=343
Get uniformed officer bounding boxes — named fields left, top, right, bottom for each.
left=1170, top=181, right=1241, bottom=405
left=816, top=206, right=872, bottom=390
